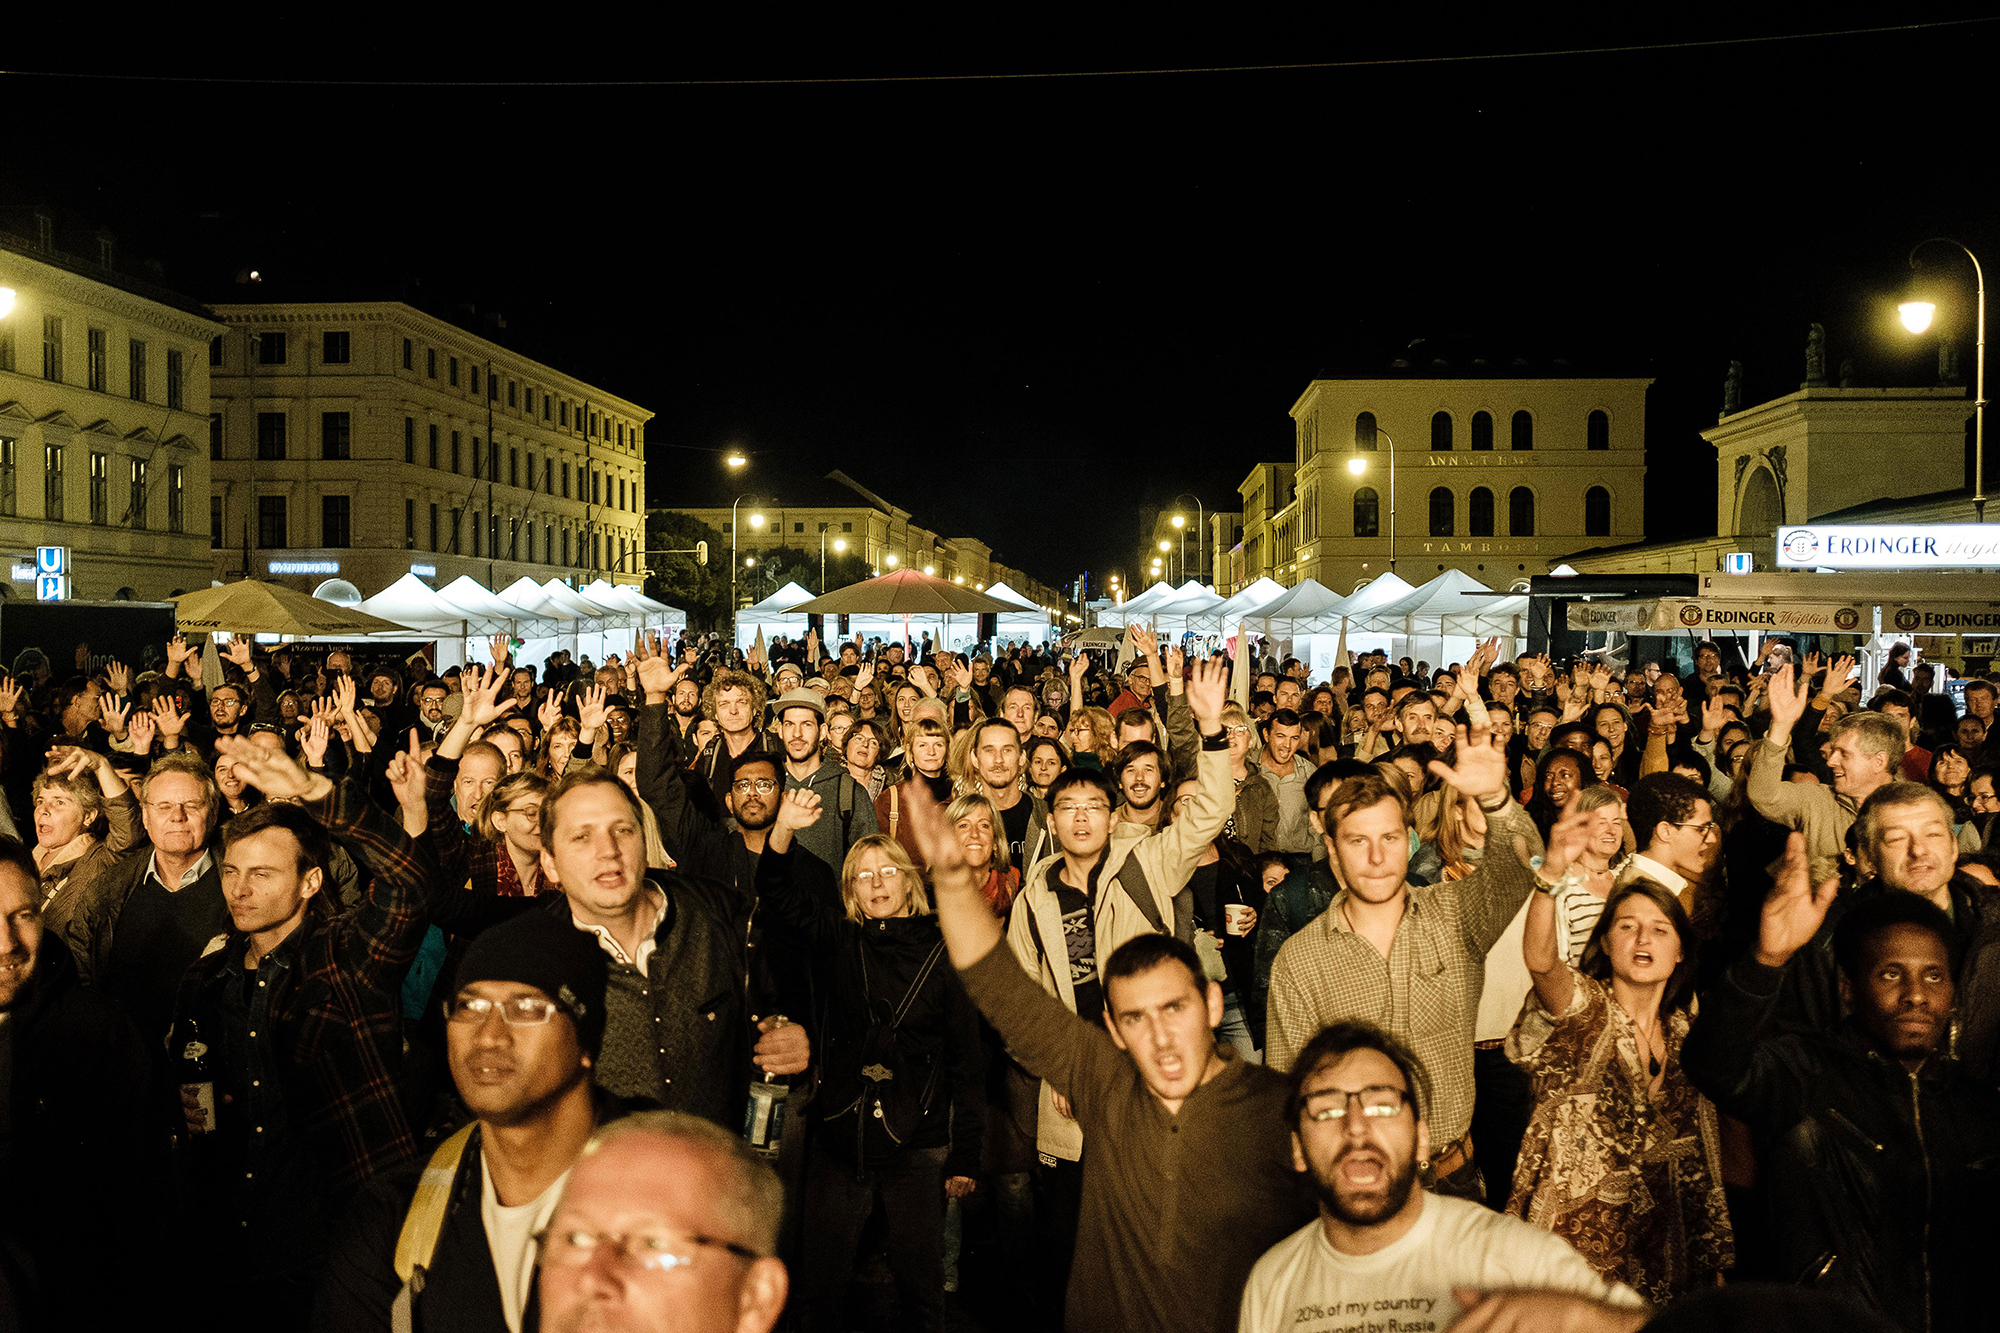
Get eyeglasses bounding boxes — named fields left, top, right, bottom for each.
left=444, top=994, right=562, bottom=1025
left=535, top=1226, right=759, bottom=1274
left=1304, top=1086, right=1409, bottom=1122
left=1053, top=801, right=1111, bottom=817
left=731, top=777, right=779, bottom=795
left=854, top=866, right=904, bottom=885
left=1223, top=725, right=1251, bottom=736
left=147, top=800, right=207, bottom=818
left=1669, top=820, right=1720, bottom=839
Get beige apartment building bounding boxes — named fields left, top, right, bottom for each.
left=0, top=224, right=222, bottom=600
left=1232, top=359, right=1651, bottom=594
left=208, top=302, right=650, bottom=595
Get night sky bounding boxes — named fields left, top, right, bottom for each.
left=6, top=16, right=1997, bottom=592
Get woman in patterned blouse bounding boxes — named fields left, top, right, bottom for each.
left=1505, top=798, right=1733, bottom=1304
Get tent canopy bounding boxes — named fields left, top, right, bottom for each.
left=745, top=581, right=816, bottom=614
left=1245, top=579, right=1348, bottom=636
left=174, top=580, right=419, bottom=638
left=356, top=573, right=511, bottom=636
left=1345, top=569, right=1529, bottom=637
left=434, top=576, right=561, bottom=638
left=789, top=569, right=1016, bottom=616
left=982, top=581, right=1043, bottom=612
left=1188, top=577, right=1290, bottom=632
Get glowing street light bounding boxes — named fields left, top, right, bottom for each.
left=0, top=287, right=15, bottom=320
left=1170, top=514, right=1185, bottom=528
left=1902, top=238, right=1987, bottom=519
left=924, top=564, right=935, bottom=575
left=887, top=554, right=898, bottom=566
left=1347, top=457, right=1367, bottom=475
left=1900, top=301, right=1936, bottom=334
left=725, top=451, right=748, bottom=468
left=1347, top=426, right=1399, bottom=569
left=749, top=513, right=765, bottom=529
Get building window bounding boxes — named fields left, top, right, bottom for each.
left=792, top=520, right=803, bottom=534
left=0, top=438, right=15, bottom=516
left=257, top=412, right=287, bottom=460
left=527, top=452, right=537, bottom=490
left=488, top=439, right=498, bottom=481
left=562, top=463, right=571, bottom=498
left=509, top=518, right=518, bottom=561
left=322, top=411, right=350, bottom=459
left=620, top=478, right=628, bottom=510
left=428, top=424, right=439, bottom=469
left=323, top=495, right=351, bottom=548
left=88, top=327, right=107, bottom=391
left=258, top=495, right=287, bottom=548
left=451, top=508, right=461, bottom=551
left=128, top=459, right=147, bottom=529
left=128, top=339, right=148, bottom=401
left=544, top=457, right=553, bottom=494
left=508, top=380, right=517, bottom=407
left=427, top=348, right=437, bottom=379
left=487, top=375, right=498, bottom=402
left=211, top=494, right=223, bottom=549
left=211, top=335, right=225, bottom=367
left=168, top=464, right=184, bottom=532
left=402, top=338, right=413, bottom=370
left=473, top=436, right=482, bottom=479
left=842, top=522, right=852, bottom=533
left=1430, top=412, right=1452, bottom=451
left=524, top=522, right=533, bottom=562
left=404, top=417, right=415, bottom=463
left=1353, top=412, right=1378, bottom=450
left=323, top=331, right=350, bottom=364
left=451, top=431, right=461, bottom=474
left=542, top=395, right=551, bottom=421
left=1470, top=411, right=1493, bottom=451
left=1428, top=486, right=1454, bottom=536
left=1353, top=487, right=1379, bottom=538
left=1587, top=410, right=1610, bottom=451
left=448, top=356, right=459, bottom=387
left=210, top=413, right=224, bottom=459
left=591, top=472, right=600, bottom=505
left=1585, top=485, right=1612, bottom=536
left=88, top=453, right=108, bottom=525
left=469, top=366, right=480, bottom=395
left=562, top=529, right=571, bottom=565
left=1469, top=486, right=1494, bottom=536
left=1511, top=410, right=1533, bottom=451
left=490, top=514, right=500, bottom=557
left=42, top=316, right=63, bottom=382
left=258, top=331, right=286, bottom=365
left=1509, top=486, right=1536, bottom=535
left=406, top=499, right=415, bottom=549
left=559, top=401, right=568, bottom=427
left=509, top=448, right=519, bottom=487
left=544, top=524, right=552, bottom=563
left=473, top=511, right=482, bottom=557
left=166, top=349, right=184, bottom=410
left=429, top=503, right=439, bottom=552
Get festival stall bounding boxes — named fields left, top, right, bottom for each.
left=736, top=582, right=816, bottom=650
left=789, top=568, right=1019, bottom=654
left=981, top=580, right=1056, bottom=645
left=1343, top=569, right=1529, bottom=669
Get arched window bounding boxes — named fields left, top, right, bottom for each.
left=1429, top=487, right=1455, bottom=536
left=1430, top=411, right=1453, bottom=451
left=1470, top=411, right=1493, bottom=451
left=1586, top=410, right=1609, bottom=451
left=1355, top=411, right=1378, bottom=451
left=1509, top=486, right=1536, bottom=535
left=1585, top=486, right=1611, bottom=536
left=1353, top=487, right=1379, bottom=538
left=1469, top=486, right=1495, bottom=536
left=1511, top=410, right=1533, bottom=451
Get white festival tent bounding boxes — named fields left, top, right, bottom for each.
left=494, top=577, right=593, bottom=664
left=1187, top=577, right=1290, bottom=634
left=351, top=575, right=509, bottom=669
left=434, top=576, right=564, bottom=660
left=1096, top=581, right=1177, bottom=627
left=1144, top=583, right=1227, bottom=636
left=541, top=579, right=639, bottom=659
left=737, top=582, right=816, bottom=649
left=1342, top=569, right=1531, bottom=666
left=981, top=581, right=1056, bottom=644
left=581, top=580, right=687, bottom=633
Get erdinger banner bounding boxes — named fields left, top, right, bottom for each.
left=1565, top=600, right=1661, bottom=632
left=1887, top=604, right=2000, bottom=634
left=1567, top=598, right=1866, bottom=633
left=1777, top=524, right=2000, bottom=569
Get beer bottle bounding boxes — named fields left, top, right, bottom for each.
left=743, top=1015, right=790, bottom=1159
left=180, top=1016, right=216, bottom=1135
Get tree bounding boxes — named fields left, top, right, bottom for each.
left=644, top=511, right=728, bottom=630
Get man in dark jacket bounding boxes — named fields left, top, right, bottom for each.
left=0, top=841, right=159, bottom=1331
left=1685, top=832, right=2000, bottom=1333
left=314, top=910, right=613, bottom=1333
left=772, top=686, right=877, bottom=874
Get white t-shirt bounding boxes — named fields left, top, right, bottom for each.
left=1238, top=1192, right=1643, bottom=1333
left=481, top=1156, right=570, bottom=1333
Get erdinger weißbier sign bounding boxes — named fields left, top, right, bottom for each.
left=1565, top=598, right=1865, bottom=633
left=1777, top=524, right=2000, bottom=570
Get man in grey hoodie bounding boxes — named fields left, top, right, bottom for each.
left=773, top=687, right=878, bottom=874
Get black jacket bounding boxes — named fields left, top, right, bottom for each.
left=756, top=842, right=984, bottom=1177
left=1771, top=871, right=2000, bottom=1084
left=1684, top=953, right=2000, bottom=1333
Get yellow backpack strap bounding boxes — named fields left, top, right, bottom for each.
left=394, top=1122, right=478, bottom=1284
left=889, top=785, right=900, bottom=836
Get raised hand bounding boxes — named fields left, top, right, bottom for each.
left=634, top=635, right=680, bottom=701
left=222, top=638, right=255, bottom=673
left=385, top=729, right=425, bottom=811
left=151, top=696, right=188, bottom=737
left=774, top=787, right=823, bottom=833
left=1764, top=661, right=1810, bottom=732
left=165, top=634, right=192, bottom=668
left=912, top=665, right=937, bottom=698
left=854, top=662, right=875, bottom=693
left=537, top=694, right=563, bottom=732
left=299, top=713, right=330, bottom=769
left=45, top=746, right=97, bottom=782
left=0, top=676, right=21, bottom=724
left=949, top=659, right=974, bottom=693
left=126, top=707, right=157, bottom=756
left=1130, top=625, right=1160, bottom=664
left=461, top=664, right=518, bottom=728
left=98, top=694, right=132, bottom=738
left=577, top=684, right=609, bottom=735
left=1425, top=711, right=1509, bottom=804
left=1184, top=655, right=1229, bottom=732
left=332, top=673, right=358, bottom=720
left=213, top=734, right=333, bottom=802
left=103, top=661, right=133, bottom=696
left=1756, top=831, right=1841, bottom=968
left=490, top=633, right=512, bottom=669
left=1821, top=654, right=1857, bottom=697
left=1538, top=794, right=1593, bottom=880
left=1700, top=694, right=1731, bottom=739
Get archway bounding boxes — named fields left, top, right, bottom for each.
left=1737, top=466, right=1782, bottom=535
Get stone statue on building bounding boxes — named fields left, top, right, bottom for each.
left=1941, top=337, right=1964, bottom=386
left=1839, top=357, right=1856, bottom=388
left=1804, top=323, right=1828, bottom=387
left=1722, top=360, right=1743, bottom=419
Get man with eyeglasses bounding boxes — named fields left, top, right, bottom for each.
left=62, top=750, right=231, bottom=1049
left=316, top=910, right=613, bottom=1333
left=169, top=736, right=443, bottom=1323
left=535, top=1111, right=789, bottom=1333
left=1238, top=1021, right=1643, bottom=1332
left=1614, top=773, right=1719, bottom=912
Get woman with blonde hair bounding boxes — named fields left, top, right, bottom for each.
left=608, top=743, right=674, bottom=870
left=756, top=796, right=984, bottom=1333
left=472, top=770, right=551, bottom=896
left=946, top=791, right=1019, bottom=917
left=1061, top=705, right=1114, bottom=770
left=31, top=746, right=141, bottom=939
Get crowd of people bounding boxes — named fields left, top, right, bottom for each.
left=0, top=619, right=1990, bottom=1333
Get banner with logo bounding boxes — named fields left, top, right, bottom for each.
left=1565, top=600, right=1661, bottom=632
left=1886, top=604, right=2000, bottom=635
left=1659, top=599, right=1866, bottom=634
left=1777, top=524, right=2000, bottom=570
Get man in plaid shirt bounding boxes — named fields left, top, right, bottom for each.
left=170, top=731, right=441, bottom=1323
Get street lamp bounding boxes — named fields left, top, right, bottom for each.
left=1903, top=238, right=1987, bottom=521
left=819, top=532, right=847, bottom=591
left=730, top=493, right=765, bottom=642
left=725, top=451, right=747, bottom=469
left=0, top=287, right=14, bottom=320
left=1346, top=428, right=1398, bottom=570
left=1157, top=538, right=1174, bottom=583
left=1172, top=493, right=1206, bottom=587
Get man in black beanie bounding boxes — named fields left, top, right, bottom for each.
left=314, top=910, right=616, bottom=1333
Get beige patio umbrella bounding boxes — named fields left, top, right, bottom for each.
left=171, top=580, right=422, bottom=637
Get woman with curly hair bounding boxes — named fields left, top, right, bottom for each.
left=1060, top=705, right=1114, bottom=770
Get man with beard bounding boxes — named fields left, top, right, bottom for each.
left=908, top=782, right=1313, bottom=1333
left=1112, top=740, right=1169, bottom=833
left=771, top=687, right=876, bottom=874
left=667, top=672, right=703, bottom=750
left=1237, top=1023, right=1643, bottom=1333
left=314, top=910, right=611, bottom=1333
left=970, top=717, right=1049, bottom=872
